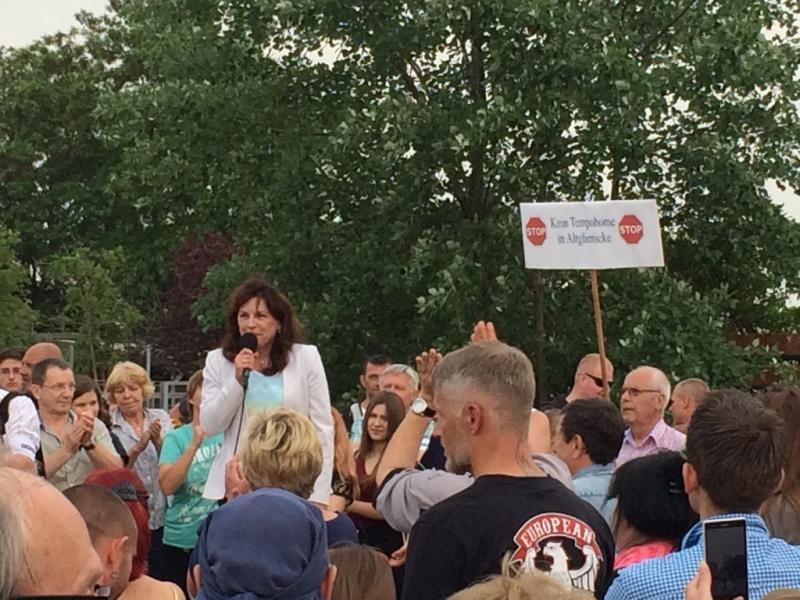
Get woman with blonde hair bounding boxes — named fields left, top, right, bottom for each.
left=106, top=361, right=172, bottom=580
left=235, top=407, right=358, bottom=546
left=449, top=556, right=593, bottom=600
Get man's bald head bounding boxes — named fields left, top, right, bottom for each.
left=620, top=366, right=671, bottom=431
left=671, top=378, right=710, bottom=433
left=21, top=342, right=63, bottom=391
left=0, top=467, right=104, bottom=596
left=64, top=484, right=138, bottom=544
left=569, top=353, right=615, bottom=401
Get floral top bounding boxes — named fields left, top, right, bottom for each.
left=110, top=406, right=172, bottom=530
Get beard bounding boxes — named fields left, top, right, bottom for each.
left=444, top=453, right=472, bottom=475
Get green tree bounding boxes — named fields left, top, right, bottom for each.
left=47, top=248, right=142, bottom=380
left=3, top=0, right=798, bottom=400
left=0, top=228, right=35, bottom=346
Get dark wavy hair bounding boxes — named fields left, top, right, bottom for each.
left=610, top=451, right=698, bottom=542
left=220, top=277, right=302, bottom=375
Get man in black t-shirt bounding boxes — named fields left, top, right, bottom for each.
left=402, top=341, right=615, bottom=600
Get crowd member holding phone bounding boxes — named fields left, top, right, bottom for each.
left=606, top=389, right=800, bottom=600
left=199, top=277, right=333, bottom=505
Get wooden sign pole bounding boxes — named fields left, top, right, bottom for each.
left=590, top=270, right=610, bottom=400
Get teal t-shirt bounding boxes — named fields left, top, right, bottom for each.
left=159, top=425, right=223, bottom=549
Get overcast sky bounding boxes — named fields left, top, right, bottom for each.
left=1, top=0, right=798, bottom=221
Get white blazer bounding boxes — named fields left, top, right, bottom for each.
left=200, top=343, right=334, bottom=504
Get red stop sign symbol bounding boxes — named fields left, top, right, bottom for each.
left=618, top=214, right=644, bottom=244
left=526, top=217, right=547, bottom=246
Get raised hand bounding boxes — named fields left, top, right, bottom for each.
left=415, top=349, right=442, bottom=403
left=470, top=320, right=498, bottom=343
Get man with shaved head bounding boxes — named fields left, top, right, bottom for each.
left=21, top=341, right=63, bottom=392
left=0, top=466, right=105, bottom=596
left=64, top=483, right=138, bottom=600
left=543, top=353, right=614, bottom=410
left=670, top=378, right=710, bottom=434
left=616, top=366, right=685, bottom=466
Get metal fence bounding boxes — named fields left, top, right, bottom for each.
left=148, top=380, right=189, bottom=410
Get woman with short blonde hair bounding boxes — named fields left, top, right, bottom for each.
left=240, top=408, right=323, bottom=498
left=235, top=408, right=358, bottom=546
left=106, top=361, right=172, bottom=582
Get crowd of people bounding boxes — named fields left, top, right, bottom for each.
left=1, top=276, right=799, bottom=600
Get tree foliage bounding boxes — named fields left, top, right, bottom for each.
left=0, top=228, right=35, bottom=346
left=47, top=248, right=142, bottom=380
left=0, top=0, right=798, bottom=401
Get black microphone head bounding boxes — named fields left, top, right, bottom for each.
left=239, top=333, right=258, bottom=352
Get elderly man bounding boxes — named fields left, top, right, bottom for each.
left=0, top=466, right=105, bottom=596
left=401, top=342, right=614, bottom=600
left=379, top=363, right=420, bottom=409
left=33, top=358, right=121, bottom=490
left=606, top=390, right=800, bottom=599
left=616, top=366, right=685, bottom=467
left=543, top=353, right=614, bottom=410
left=670, top=378, right=710, bottom=434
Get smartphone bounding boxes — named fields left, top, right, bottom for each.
left=704, top=518, right=748, bottom=600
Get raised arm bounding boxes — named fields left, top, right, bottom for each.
left=376, top=349, right=441, bottom=487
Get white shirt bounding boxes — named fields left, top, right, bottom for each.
left=0, top=389, right=41, bottom=461
left=200, top=344, right=334, bottom=504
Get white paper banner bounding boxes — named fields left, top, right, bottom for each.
left=520, top=200, right=665, bottom=270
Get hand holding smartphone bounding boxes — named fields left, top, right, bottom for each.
left=704, top=518, right=748, bottom=600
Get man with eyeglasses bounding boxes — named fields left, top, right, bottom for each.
left=32, top=358, right=121, bottom=491
left=542, top=353, right=614, bottom=410
left=616, top=366, right=685, bottom=467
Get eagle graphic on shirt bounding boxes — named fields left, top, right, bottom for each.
left=508, top=512, right=602, bottom=593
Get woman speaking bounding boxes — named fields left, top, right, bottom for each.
left=200, top=277, right=334, bottom=505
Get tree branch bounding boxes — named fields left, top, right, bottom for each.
left=638, top=0, right=703, bottom=59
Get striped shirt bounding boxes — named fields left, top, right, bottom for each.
left=616, top=419, right=685, bottom=467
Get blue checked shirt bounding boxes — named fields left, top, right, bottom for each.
left=606, top=513, right=800, bottom=600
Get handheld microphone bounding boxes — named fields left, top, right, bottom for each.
left=239, top=332, right=258, bottom=385
left=234, top=332, right=259, bottom=455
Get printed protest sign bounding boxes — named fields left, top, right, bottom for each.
left=520, top=200, right=664, bottom=270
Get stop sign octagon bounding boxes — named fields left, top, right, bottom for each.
left=526, top=217, right=547, bottom=246
left=618, top=214, right=643, bottom=244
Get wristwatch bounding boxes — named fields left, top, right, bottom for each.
left=81, top=442, right=96, bottom=451
left=410, top=397, right=436, bottom=418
